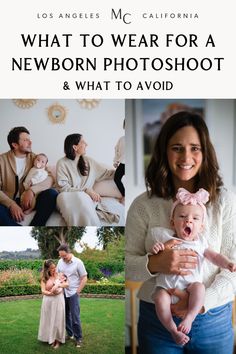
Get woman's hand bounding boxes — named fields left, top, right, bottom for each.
left=43, top=290, right=55, bottom=296
left=85, top=188, right=101, bottom=202
left=148, top=239, right=198, bottom=276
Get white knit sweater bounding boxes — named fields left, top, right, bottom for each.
left=113, top=136, right=125, bottom=164
left=56, top=156, right=114, bottom=192
left=125, top=188, right=236, bottom=312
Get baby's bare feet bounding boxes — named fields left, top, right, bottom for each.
left=171, top=330, right=190, bottom=345
left=178, top=316, right=194, bottom=334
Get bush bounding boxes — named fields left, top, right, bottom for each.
left=109, top=272, right=125, bottom=284
left=82, top=283, right=124, bottom=295
left=0, top=269, right=39, bottom=286
left=0, top=260, right=43, bottom=271
left=84, top=260, right=124, bottom=280
left=0, top=259, right=124, bottom=281
left=0, top=284, right=41, bottom=297
left=0, top=283, right=124, bottom=297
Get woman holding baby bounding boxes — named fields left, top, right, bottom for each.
left=126, top=111, right=236, bottom=353
left=38, top=259, right=68, bottom=349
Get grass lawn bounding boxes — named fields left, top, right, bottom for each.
left=0, top=298, right=124, bottom=354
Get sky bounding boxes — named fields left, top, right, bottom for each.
left=0, top=226, right=101, bottom=252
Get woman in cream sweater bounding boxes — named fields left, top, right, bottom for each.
left=56, top=133, right=115, bottom=226
left=126, top=112, right=236, bottom=354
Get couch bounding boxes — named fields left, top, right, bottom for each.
left=20, top=174, right=125, bottom=227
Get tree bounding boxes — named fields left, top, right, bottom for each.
left=31, top=227, right=86, bottom=258
left=96, top=227, right=124, bottom=249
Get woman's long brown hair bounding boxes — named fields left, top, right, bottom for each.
left=145, top=111, right=223, bottom=202
left=41, top=259, right=55, bottom=283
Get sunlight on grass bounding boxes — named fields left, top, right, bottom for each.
left=0, top=298, right=124, bottom=354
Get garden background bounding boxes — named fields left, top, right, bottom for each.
left=0, top=226, right=125, bottom=354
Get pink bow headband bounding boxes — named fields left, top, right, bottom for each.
left=170, top=188, right=209, bottom=221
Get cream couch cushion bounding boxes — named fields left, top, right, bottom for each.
left=93, top=179, right=122, bottom=198
left=19, top=177, right=125, bottom=226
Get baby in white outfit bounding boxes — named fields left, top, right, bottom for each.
left=151, top=188, right=236, bottom=346
left=21, top=153, right=48, bottom=214
left=51, top=273, right=67, bottom=295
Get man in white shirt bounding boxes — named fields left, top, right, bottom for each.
left=0, top=126, right=58, bottom=225
left=57, top=244, right=87, bottom=348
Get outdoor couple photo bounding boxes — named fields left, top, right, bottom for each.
left=38, top=244, right=87, bottom=349
left=0, top=100, right=125, bottom=227
left=0, top=225, right=125, bottom=354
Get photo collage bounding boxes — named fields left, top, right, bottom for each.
left=1, top=99, right=236, bottom=353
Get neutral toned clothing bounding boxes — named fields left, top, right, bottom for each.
left=15, top=157, right=27, bottom=197
left=150, top=227, right=208, bottom=302
left=57, top=191, right=101, bottom=226
left=38, top=278, right=65, bottom=344
left=51, top=277, right=64, bottom=294
left=23, top=167, right=48, bottom=190
left=113, top=136, right=125, bottom=164
left=15, top=156, right=26, bottom=182
left=113, top=136, right=125, bottom=197
left=56, top=156, right=114, bottom=193
left=0, top=150, right=53, bottom=208
left=57, top=256, right=87, bottom=342
left=56, top=156, right=116, bottom=226
left=57, top=255, right=87, bottom=297
left=125, top=188, right=236, bottom=312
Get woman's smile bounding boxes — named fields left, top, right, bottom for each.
left=167, top=126, right=202, bottom=189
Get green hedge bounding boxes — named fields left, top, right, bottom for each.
left=0, top=283, right=124, bottom=297
left=83, top=260, right=124, bottom=280
left=0, top=260, right=43, bottom=271
left=0, top=284, right=41, bottom=297
left=0, top=259, right=124, bottom=280
left=82, top=283, right=124, bottom=295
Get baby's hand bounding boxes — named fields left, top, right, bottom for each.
left=152, top=242, right=165, bottom=254
left=228, top=262, right=236, bottom=272
left=113, top=162, right=119, bottom=168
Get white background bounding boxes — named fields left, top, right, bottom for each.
left=0, top=226, right=101, bottom=252
left=0, top=99, right=124, bottom=166
left=0, top=0, right=235, bottom=98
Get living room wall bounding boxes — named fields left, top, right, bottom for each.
left=0, top=99, right=124, bottom=167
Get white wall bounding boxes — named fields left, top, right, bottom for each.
left=0, top=99, right=124, bottom=166
left=205, top=100, right=236, bottom=193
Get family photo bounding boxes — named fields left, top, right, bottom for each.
left=0, top=226, right=125, bottom=353
left=125, top=100, right=236, bottom=354
left=0, top=99, right=125, bottom=227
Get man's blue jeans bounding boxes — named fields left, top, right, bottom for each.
left=65, top=293, right=82, bottom=341
left=138, top=300, right=234, bottom=354
left=0, top=188, right=58, bottom=226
